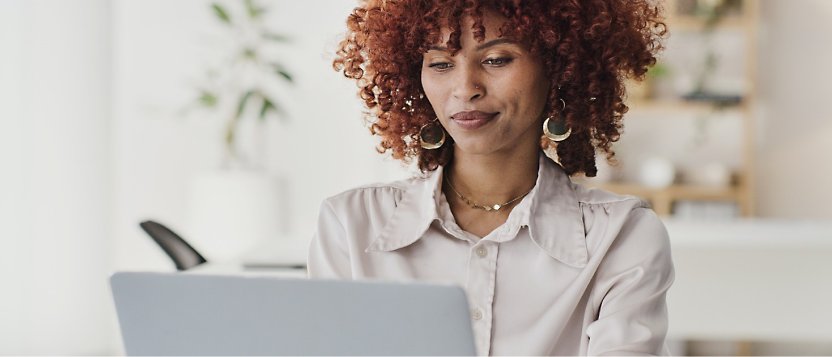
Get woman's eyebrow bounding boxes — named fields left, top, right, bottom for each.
left=475, top=38, right=517, bottom=50
left=427, top=38, right=518, bottom=52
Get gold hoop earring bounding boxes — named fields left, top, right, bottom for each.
left=543, top=98, right=571, bottom=142
left=419, top=117, right=446, bottom=149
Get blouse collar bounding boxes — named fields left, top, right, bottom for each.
left=365, top=153, right=588, bottom=268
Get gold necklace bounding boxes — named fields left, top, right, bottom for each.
left=445, top=175, right=534, bottom=212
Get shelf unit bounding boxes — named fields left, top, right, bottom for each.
left=594, top=183, right=742, bottom=218
left=584, top=0, right=759, bottom=218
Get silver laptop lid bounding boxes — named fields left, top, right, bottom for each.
left=110, top=272, right=476, bottom=356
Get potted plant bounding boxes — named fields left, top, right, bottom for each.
left=185, top=0, right=296, bottom=263
left=194, top=0, right=294, bottom=169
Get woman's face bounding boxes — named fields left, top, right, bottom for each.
left=421, top=10, right=550, bottom=157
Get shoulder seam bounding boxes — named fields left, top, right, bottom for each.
left=572, top=182, right=651, bottom=207
left=578, top=195, right=648, bottom=205
left=327, top=180, right=412, bottom=201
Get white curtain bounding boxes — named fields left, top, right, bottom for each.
left=0, top=0, right=114, bottom=354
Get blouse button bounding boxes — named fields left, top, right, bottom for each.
left=475, top=247, right=487, bottom=258
left=471, top=308, right=483, bottom=320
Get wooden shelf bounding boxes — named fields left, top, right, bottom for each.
left=594, top=182, right=739, bottom=200
left=586, top=182, right=743, bottom=216
left=608, top=0, right=759, bottom=218
left=627, top=99, right=744, bottom=114
left=667, top=16, right=747, bottom=31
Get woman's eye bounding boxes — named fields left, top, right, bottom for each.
left=428, top=62, right=453, bottom=71
left=484, top=57, right=513, bottom=66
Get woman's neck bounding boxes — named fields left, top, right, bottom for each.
left=446, top=145, right=540, bottom=205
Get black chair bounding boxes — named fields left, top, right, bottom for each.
left=139, top=220, right=208, bottom=271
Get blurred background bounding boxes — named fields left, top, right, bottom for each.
left=1, top=0, right=831, bottom=355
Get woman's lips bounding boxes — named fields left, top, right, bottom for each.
left=450, top=111, right=498, bottom=130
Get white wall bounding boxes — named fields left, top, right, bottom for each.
left=757, top=0, right=832, bottom=218
left=0, top=0, right=414, bottom=353
left=110, top=0, right=412, bottom=272
left=0, top=0, right=112, bottom=354
left=2, top=0, right=832, bottom=354
left=0, top=0, right=28, bottom=351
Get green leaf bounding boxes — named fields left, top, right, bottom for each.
left=259, top=97, right=276, bottom=121
left=225, top=125, right=235, bottom=147
left=242, top=48, right=258, bottom=60
left=647, top=63, right=669, bottom=78
left=262, top=32, right=291, bottom=43
left=211, top=3, right=232, bottom=24
left=235, top=90, right=256, bottom=119
left=198, top=90, right=218, bottom=107
left=244, top=0, right=265, bottom=19
left=271, top=63, right=293, bottom=83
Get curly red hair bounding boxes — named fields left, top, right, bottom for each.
left=333, top=0, right=666, bottom=176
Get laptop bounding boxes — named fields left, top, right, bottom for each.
left=110, top=272, right=477, bottom=355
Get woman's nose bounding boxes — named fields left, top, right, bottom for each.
left=451, top=66, right=485, bottom=101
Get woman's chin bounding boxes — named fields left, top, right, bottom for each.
left=450, top=139, right=502, bottom=157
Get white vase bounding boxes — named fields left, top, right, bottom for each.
left=639, top=157, right=676, bottom=189
left=187, top=170, right=282, bottom=263
left=685, top=162, right=732, bottom=188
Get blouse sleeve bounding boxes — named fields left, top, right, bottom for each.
left=586, top=207, right=675, bottom=355
left=307, top=199, right=352, bottom=279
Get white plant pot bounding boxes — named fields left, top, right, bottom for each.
left=187, top=171, right=282, bottom=263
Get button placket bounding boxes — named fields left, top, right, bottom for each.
left=466, top=242, right=498, bottom=356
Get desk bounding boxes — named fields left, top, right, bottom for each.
left=664, top=219, right=832, bottom=343
left=191, top=219, right=832, bottom=343
left=189, top=262, right=307, bottom=278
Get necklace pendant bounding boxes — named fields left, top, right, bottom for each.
left=492, top=204, right=501, bottom=211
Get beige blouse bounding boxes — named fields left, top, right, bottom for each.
left=307, top=154, right=674, bottom=356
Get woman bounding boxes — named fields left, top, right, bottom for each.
left=309, top=0, right=673, bottom=355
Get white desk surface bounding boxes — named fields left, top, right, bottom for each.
left=664, top=218, right=832, bottom=342
left=189, top=262, right=307, bottom=278
left=193, top=218, right=832, bottom=342
left=665, top=218, right=832, bottom=247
